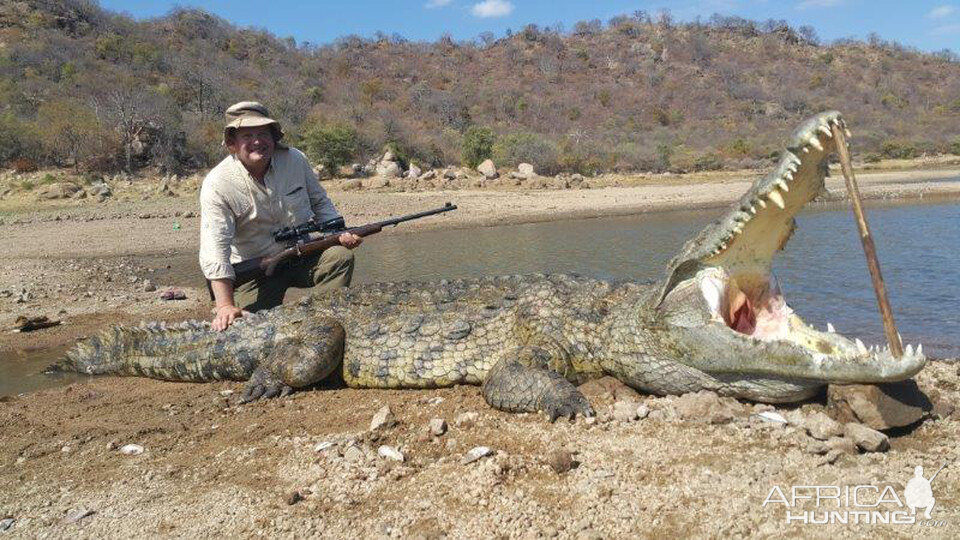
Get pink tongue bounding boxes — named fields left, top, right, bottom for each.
left=731, top=302, right=756, bottom=334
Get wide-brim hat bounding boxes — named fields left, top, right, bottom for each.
left=223, top=101, right=285, bottom=146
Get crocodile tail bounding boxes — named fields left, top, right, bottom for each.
left=47, top=320, right=226, bottom=380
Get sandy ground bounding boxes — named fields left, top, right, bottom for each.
left=1, top=165, right=959, bottom=538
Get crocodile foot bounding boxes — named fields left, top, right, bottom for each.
left=482, top=349, right=596, bottom=421
left=541, top=384, right=595, bottom=422
left=239, top=365, right=293, bottom=403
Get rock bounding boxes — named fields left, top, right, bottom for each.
left=375, top=161, right=401, bottom=179
left=377, top=445, right=404, bottom=462
left=672, top=391, right=746, bottom=424
left=545, top=449, right=577, bottom=474
left=382, top=150, right=395, bottom=162
left=462, top=446, right=493, bottom=464
left=0, top=518, right=13, bottom=531
left=159, top=288, right=186, bottom=301
left=61, top=508, right=95, bottom=524
left=314, top=441, right=335, bottom=452
left=428, top=418, right=447, bottom=436
left=635, top=403, right=650, bottom=419
left=285, top=490, right=304, bottom=505
left=754, top=411, right=788, bottom=424
left=370, top=405, right=397, bottom=431
left=420, top=170, right=437, bottom=180
left=119, top=444, right=144, bottom=455
left=477, top=159, right=498, bottom=179
left=38, top=182, right=82, bottom=200
left=365, top=176, right=391, bottom=189
left=442, top=168, right=457, bottom=180
left=340, top=179, right=363, bottom=191
left=612, top=400, right=640, bottom=422
left=406, top=164, right=422, bottom=179
left=142, top=279, right=157, bottom=292
left=454, top=411, right=479, bottom=428
left=843, top=422, right=890, bottom=452
left=517, top=163, right=535, bottom=178
left=826, top=436, right=857, bottom=455
left=337, top=164, right=357, bottom=178
left=343, top=445, right=365, bottom=463
left=827, top=381, right=931, bottom=430
left=803, top=412, right=843, bottom=441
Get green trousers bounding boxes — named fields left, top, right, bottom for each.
left=234, top=246, right=355, bottom=312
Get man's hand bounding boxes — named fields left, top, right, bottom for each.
left=338, top=232, right=363, bottom=249
left=212, top=305, right=246, bottom=332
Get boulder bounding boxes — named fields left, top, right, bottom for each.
left=517, top=163, right=535, bottom=178
left=375, top=161, right=402, bottom=178
left=477, top=159, right=499, bottom=179
left=827, top=380, right=931, bottom=430
left=406, top=164, right=422, bottom=179
left=419, top=170, right=437, bottom=181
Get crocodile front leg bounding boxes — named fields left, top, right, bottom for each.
left=241, top=317, right=345, bottom=402
left=481, top=346, right=595, bottom=421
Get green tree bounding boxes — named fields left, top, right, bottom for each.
left=302, top=125, right=359, bottom=173
left=461, top=125, right=495, bottom=168
left=492, top=132, right=559, bottom=174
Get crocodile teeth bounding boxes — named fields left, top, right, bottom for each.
left=855, top=338, right=867, bottom=354
left=802, top=146, right=810, bottom=153
left=784, top=170, right=794, bottom=181
left=718, top=242, right=727, bottom=251
left=768, top=190, right=785, bottom=209
left=818, top=125, right=833, bottom=137
left=845, top=128, right=852, bottom=138
left=748, top=205, right=757, bottom=215
left=905, top=344, right=914, bottom=356
left=808, top=136, right=824, bottom=151
left=776, top=179, right=789, bottom=192
left=732, top=224, right=743, bottom=234
left=827, top=322, right=835, bottom=333
left=917, top=343, right=923, bottom=356
left=756, top=198, right=767, bottom=209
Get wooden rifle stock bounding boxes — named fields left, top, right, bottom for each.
left=227, top=203, right=457, bottom=288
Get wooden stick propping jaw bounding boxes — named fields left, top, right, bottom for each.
left=831, top=124, right=903, bottom=358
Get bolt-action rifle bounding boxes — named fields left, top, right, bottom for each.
left=225, top=202, right=457, bottom=288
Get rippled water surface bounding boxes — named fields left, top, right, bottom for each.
left=2, top=199, right=957, bottom=396
left=353, top=199, right=959, bottom=359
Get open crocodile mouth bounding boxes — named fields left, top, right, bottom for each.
left=661, top=111, right=926, bottom=383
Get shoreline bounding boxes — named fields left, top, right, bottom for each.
left=0, top=165, right=958, bottom=354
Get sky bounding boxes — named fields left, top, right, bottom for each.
left=98, top=0, right=960, bottom=53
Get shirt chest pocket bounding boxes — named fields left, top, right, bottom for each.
left=281, top=185, right=314, bottom=223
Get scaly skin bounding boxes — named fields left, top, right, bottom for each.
left=52, top=112, right=927, bottom=419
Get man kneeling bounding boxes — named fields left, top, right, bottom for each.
left=199, top=101, right=361, bottom=331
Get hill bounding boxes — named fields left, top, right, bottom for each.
left=2, top=1, right=959, bottom=176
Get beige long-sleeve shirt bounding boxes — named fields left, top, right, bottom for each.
left=199, top=148, right=340, bottom=280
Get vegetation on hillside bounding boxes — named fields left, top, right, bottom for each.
left=2, top=1, right=959, bottom=177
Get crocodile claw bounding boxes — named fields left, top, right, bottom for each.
left=543, top=389, right=595, bottom=422
left=239, top=366, right=292, bottom=403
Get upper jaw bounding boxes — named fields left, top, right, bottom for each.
left=657, top=111, right=927, bottom=384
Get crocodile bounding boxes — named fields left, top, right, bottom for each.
left=52, top=111, right=927, bottom=420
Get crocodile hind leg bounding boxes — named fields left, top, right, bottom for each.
left=481, top=346, right=595, bottom=421
left=240, top=317, right=345, bottom=403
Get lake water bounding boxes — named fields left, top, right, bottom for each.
left=2, top=199, right=957, bottom=396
